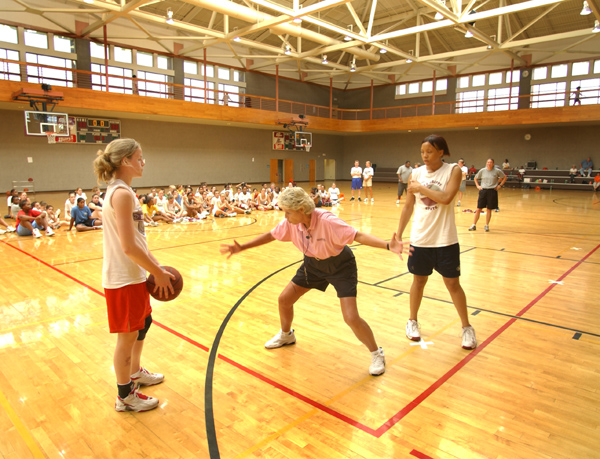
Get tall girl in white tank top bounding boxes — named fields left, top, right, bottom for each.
left=396, top=135, right=477, bottom=351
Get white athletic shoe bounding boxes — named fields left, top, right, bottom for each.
left=115, top=387, right=159, bottom=412
left=396, top=200, right=400, bottom=204
left=468, top=224, right=476, bottom=231
left=0, top=229, right=5, bottom=235
left=457, top=201, right=461, bottom=207
left=131, top=367, right=165, bottom=387
left=369, top=347, right=386, bottom=376
left=371, top=198, right=374, bottom=203
left=462, top=326, right=477, bottom=350
left=151, top=221, right=159, bottom=227
left=45, top=228, right=55, bottom=237
left=32, top=228, right=43, bottom=238
left=406, top=319, right=421, bottom=341
left=7, top=226, right=16, bottom=233
left=265, top=329, right=296, bottom=349
left=484, top=225, right=489, bottom=232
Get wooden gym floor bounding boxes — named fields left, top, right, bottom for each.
left=0, top=184, right=599, bottom=459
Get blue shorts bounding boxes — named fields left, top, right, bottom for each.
left=17, top=221, right=41, bottom=236
left=351, top=178, right=363, bottom=190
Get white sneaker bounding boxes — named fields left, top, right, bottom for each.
left=265, top=329, right=296, bottom=349
left=143, top=222, right=149, bottom=227
left=151, top=221, right=159, bottom=227
left=405, top=319, right=421, bottom=341
left=462, top=326, right=477, bottom=350
left=228, top=212, right=237, bottom=217
left=484, top=225, right=489, bottom=232
left=468, top=224, right=476, bottom=231
left=7, top=226, right=16, bottom=233
left=115, top=387, right=159, bottom=412
left=396, top=200, right=400, bottom=204
left=369, top=347, right=385, bottom=376
left=32, top=228, right=43, bottom=238
left=131, top=367, right=165, bottom=387
left=45, top=228, right=55, bottom=237
left=371, top=198, right=374, bottom=202
left=0, top=229, right=5, bottom=235
left=457, top=201, right=461, bottom=207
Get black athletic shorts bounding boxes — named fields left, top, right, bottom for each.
left=477, top=188, right=499, bottom=210
left=407, top=243, right=461, bottom=278
left=292, top=245, right=357, bottom=298
left=398, top=182, right=408, bottom=196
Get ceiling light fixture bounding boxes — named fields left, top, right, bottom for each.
left=465, top=30, right=473, bottom=38
left=166, top=8, right=174, bottom=25
left=434, top=0, right=445, bottom=20
left=322, top=55, right=328, bottom=64
left=406, top=50, right=414, bottom=63
left=581, top=1, right=592, bottom=15
left=350, top=59, right=356, bottom=72
left=293, top=5, right=303, bottom=23
left=380, top=40, right=388, bottom=54
left=83, top=0, right=94, bottom=4
left=465, top=10, right=476, bottom=38
left=593, top=20, right=600, bottom=33
left=233, top=27, right=241, bottom=42
left=488, top=34, right=496, bottom=49
left=344, top=25, right=353, bottom=41
left=284, top=44, right=291, bottom=55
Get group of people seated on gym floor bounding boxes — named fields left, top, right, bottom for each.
left=3, top=181, right=344, bottom=237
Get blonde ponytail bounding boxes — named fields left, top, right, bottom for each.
left=93, top=138, right=141, bottom=184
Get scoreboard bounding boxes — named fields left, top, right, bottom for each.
left=75, top=117, right=121, bottom=144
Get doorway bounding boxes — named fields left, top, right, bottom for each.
left=324, top=159, right=336, bottom=182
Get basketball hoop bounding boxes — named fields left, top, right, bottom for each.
left=45, top=132, right=57, bottom=144
left=305, top=145, right=310, bottom=153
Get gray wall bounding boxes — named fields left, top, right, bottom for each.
left=0, top=109, right=344, bottom=192
left=341, top=125, right=600, bottom=173
left=246, top=72, right=336, bottom=107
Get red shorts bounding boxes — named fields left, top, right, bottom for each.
left=104, top=282, right=152, bottom=334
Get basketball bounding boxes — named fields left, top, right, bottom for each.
left=146, top=266, right=183, bottom=301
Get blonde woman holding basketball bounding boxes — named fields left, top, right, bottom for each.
left=93, top=139, right=174, bottom=412
left=396, top=135, right=477, bottom=350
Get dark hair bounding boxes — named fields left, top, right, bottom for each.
left=11, top=196, right=19, bottom=202
left=19, top=199, right=29, bottom=209
left=77, top=197, right=85, bottom=204
left=31, top=201, right=38, bottom=208
left=422, top=134, right=450, bottom=156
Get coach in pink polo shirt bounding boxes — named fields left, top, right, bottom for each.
left=221, top=187, right=409, bottom=376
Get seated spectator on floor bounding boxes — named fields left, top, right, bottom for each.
left=88, top=194, right=103, bottom=220
left=5, top=189, right=18, bottom=218
left=183, top=191, right=201, bottom=219
left=309, top=187, right=322, bottom=208
left=328, top=183, right=341, bottom=205
left=75, top=187, right=87, bottom=204
left=155, top=189, right=168, bottom=214
left=165, top=194, right=184, bottom=221
left=65, top=192, right=76, bottom=221
left=68, top=198, right=101, bottom=232
left=255, top=188, right=274, bottom=211
left=580, top=157, right=593, bottom=177
left=17, top=199, right=54, bottom=237
left=45, top=204, right=61, bottom=229
left=8, top=196, right=20, bottom=220
left=91, top=186, right=104, bottom=204
left=213, top=192, right=237, bottom=217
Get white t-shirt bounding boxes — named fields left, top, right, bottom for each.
left=7, top=196, right=12, bottom=208
left=65, top=199, right=75, bottom=218
left=155, top=196, right=168, bottom=210
left=363, top=167, right=374, bottom=179
left=328, top=187, right=340, bottom=200
left=460, top=165, right=468, bottom=181
left=351, top=166, right=362, bottom=178
left=410, top=163, right=459, bottom=248
left=75, top=192, right=87, bottom=204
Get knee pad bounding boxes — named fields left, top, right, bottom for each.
left=137, top=314, right=153, bottom=341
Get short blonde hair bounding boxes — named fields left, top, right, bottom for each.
left=278, top=187, right=315, bottom=215
left=93, top=138, right=141, bottom=184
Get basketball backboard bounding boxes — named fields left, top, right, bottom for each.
left=24, top=111, right=69, bottom=136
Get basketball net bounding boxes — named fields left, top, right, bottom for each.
left=305, top=145, right=310, bottom=153
left=46, top=132, right=57, bottom=144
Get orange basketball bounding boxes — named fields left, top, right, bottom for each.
left=146, top=266, right=183, bottom=301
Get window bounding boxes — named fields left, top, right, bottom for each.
left=551, top=64, right=568, bottom=79
left=219, top=84, right=243, bottom=106
left=184, top=61, right=198, bottom=75
left=408, top=82, right=419, bottom=94
left=201, top=64, right=214, bottom=77
left=436, top=79, right=447, bottom=91
left=184, top=78, right=215, bottom=103
left=595, top=60, right=600, bottom=74
left=532, top=67, right=547, bottom=80
left=0, top=48, right=20, bottom=81
left=24, top=30, right=48, bottom=49
left=137, top=70, right=172, bottom=98
left=157, top=55, right=171, bottom=70
left=0, top=25, right=18, bottom=44
left=114, top=46, right=132, bottom=64
left=472, top=74, right=486, bottom=87
left=396, top=84, right=406, bottom=96
left=421, top=80, right=433, bottom=92
left=572, top=61, right=589, bottom=76
left=91, top=64, right=134, bottom=93
left=487, top=87, right=520, bottom=111
left=458, top=76, right=469, bottom=88
left=570, top=79, right=600, bottom=105
left=506, top=70, right=520, bottom=83
left=90, top=42, right=107, bottom=59
left=54, top=36, right=74, bottom=53
left=136, top=51, right=153, bottom=67
left=531, top=82, right=566, bottom=108
left=233, top=70, right=244, bottom=83
left=456, top=90, right=484, bottom=113
left=217, top=67, right=230, bottom=80
left=489, top=72, right=503, bottom=85
left=26, top=53, right=74, bottom=87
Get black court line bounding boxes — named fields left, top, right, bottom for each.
left=359, top=280, right=600, bottom=339
left=205, top=260, right=303, bottom=459
left=553, top=198, right=600, bottom=209
left=456, top=244, right=600, bottom=266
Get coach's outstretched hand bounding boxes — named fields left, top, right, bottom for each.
left=220, top=240, right=242, bottom=259
left=390, top=233, right=413, bottom=260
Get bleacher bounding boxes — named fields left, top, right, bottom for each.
left=373, top=167, right=597, bottom=191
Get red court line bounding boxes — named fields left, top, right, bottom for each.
left=3, top=239, right=599, bottom=439
left=410, top=450, right=435, bottom=459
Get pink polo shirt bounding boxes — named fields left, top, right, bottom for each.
left=271, top=209, right=357, bottom=259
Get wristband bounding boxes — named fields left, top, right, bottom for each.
left=387, top=243, right=390, bottom=251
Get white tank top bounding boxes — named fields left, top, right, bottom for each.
left=102, top=179, right=148, bottom=288
left=410, top=162, right=459, bottom=248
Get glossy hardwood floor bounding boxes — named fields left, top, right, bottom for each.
left=1, top=184, right=599, bottom=459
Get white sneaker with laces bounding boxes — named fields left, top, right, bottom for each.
left=7, top=226, right=16, bottom=233
left=369, top=347, right=385, bottom=376
left=484, top=225, right=489, bottom=232
left=462, top=326, right=477, bottom=350
left=396, top=200, right=400, bottom=204
left=115, top=387, right=159, bottom=412
left=371, top=198, right=374, bottom=202
left=32, top=228, right=43, bottom=238
left=265, top=329, right=296, bottom=349
left=46, top=228, right=55, bottom=237
left=405, top=319, right=421, bottom=341
left=0, top=229, right=5, bottom=235
left=131, top=367, right=165, bottom=386
left=468, top=224, right=476, bottom=231
left=457, top=201, right=461, bottom=207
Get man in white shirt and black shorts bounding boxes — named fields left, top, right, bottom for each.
left=469, top=159, right=507, bottom=232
